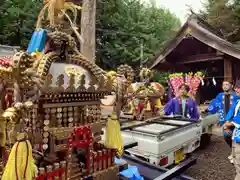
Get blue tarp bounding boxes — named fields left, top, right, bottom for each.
left=115, top=157, right=144, bottom=180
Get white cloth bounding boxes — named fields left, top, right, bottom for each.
left=235, top=100, right=240, bottom=117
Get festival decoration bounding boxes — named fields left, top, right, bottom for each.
left=105, top=111, right=123, bottom=157
left=27, top=30, right=47, bottom=53
left=212, top=77, right=216, bottom=86
left=150, top=82, right=165, bottom=96
left=0, top=56, right=12, bottom=65
left=107, top=70, right=117, bottom=82
left=122, top=68, right=164, bottom=120
left=139, top=68, right=153, bottom=82
left=169, top=72, right=204, bottom=98
left=168, top=73, right=184, bottom=96
left=0, top=0, right=136, bottom=179
left=188, top=72, right=204, bottom=98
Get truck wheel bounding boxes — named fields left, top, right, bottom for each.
left=200, top=133, right=211, bottom=149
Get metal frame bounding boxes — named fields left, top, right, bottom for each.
left=120, top=142, right=196, bottom=180
left=121, top=154, right=196, bottom=180
left=121, top=116, right=200, bottom=136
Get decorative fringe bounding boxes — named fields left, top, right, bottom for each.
left=107, top=71, right=116, bottom=82
left=139, top=68, right=153, bottom=81
left=155, top=98, right=162, bottom=109
left=2, top=135, right=38, bottom=180
left=36, top=0, right=82, bottom=29
left=146, top=101, right=151, bottom=111
left=46, top=0, right=64, bottom=26
left=128, top=100, right=134, bottom=114
left=0, top=119, right=6, bottom=147
left=105, top=112, right=123, bottom=157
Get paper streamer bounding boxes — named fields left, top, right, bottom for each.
left=212, top=77, right=216, bottom=86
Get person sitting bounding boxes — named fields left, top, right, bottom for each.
left=164, top=84, right=199, bottom=120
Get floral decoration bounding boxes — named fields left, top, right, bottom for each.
left=169, top=71, right=204, bottom=98
left=168, top=73, right=184, bottom=96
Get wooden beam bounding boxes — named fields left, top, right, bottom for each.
left=176, top=53, right=223, bottom=64
left=155, top=62, right=189, bottom=72
left=224, top=58, right=232, bottom=81
left=81, top=0, right=96, bottom=62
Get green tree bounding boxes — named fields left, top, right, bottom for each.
left=200, top=0, right=240, bottom=42
left=96, top=0, right=181, bottom=69
left=0, top=0, right=180, bottom=70
left=0, top=0, right=42, bottom=47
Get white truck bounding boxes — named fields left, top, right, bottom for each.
left=118, top=114, right=217, bottom=168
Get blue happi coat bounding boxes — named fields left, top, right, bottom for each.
left=208, top=92, right=238, bottom=125
left=225, top=99, right=240, bottom=143
left=164, top=97, right=199, bottom=120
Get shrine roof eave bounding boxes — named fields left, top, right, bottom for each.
left=150, top=16, right=240, bottom=69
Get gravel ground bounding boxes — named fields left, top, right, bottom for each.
left=185, top=134, right=235, bottom=180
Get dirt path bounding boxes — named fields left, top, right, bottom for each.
left=185, top=134, right=235, bottom=180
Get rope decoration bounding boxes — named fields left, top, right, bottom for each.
left=115, top=64, right=134, bottom=91
left=139, top=68, right=153, bottom=82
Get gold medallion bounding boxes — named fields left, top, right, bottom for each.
left=43, top=138, right=49, bottom=144
left=43, top=132, right=49, bottom=138
left=68, top=117, right=73, bottom=122
left=42, top=144, right=48, bottom=150
left=44, top=119, right=50, bottom=125
left=43, top=126, right=49, bottom=131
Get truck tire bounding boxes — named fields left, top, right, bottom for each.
left=200, top=133, right=211, bottom=149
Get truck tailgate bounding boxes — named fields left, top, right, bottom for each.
left=122, top=154, right=196, bottom=180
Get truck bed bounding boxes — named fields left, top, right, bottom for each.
left=120, top=117, right=201, bottom=165
left=121, top=142, right=196, bottom=180
left=121, top=117, right=200, bottom=137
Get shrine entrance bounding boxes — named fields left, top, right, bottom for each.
left=150, top=15, right=240, bottom=103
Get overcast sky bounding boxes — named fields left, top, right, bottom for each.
left=144, top=0, right=204, bottom=24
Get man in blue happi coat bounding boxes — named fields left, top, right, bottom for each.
left=207, top=80, right=239, bottom=163
left=223, top=83, right=240, bottom=179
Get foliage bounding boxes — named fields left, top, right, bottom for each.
left=153, top=71, right=170, bottom=87
left=199, top=0, right=240, bottom=42
left=0, top=0, right=181, bottom=70
left=0, top=0, right=42, bottom=48
left=96, top=0, right=181, bottom=69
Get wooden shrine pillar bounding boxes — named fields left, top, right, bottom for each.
left=81, top=0, right=96, bottom=62
left=224, top=58, right=232, bottom=82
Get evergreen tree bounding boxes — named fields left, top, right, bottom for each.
left=200, top=0, right=240, bottom=42
left=96, top=0, right=181, bottom=69
left=0, top=0, right=181, bottom=69
left=0, top=0, right=42, bottom=47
